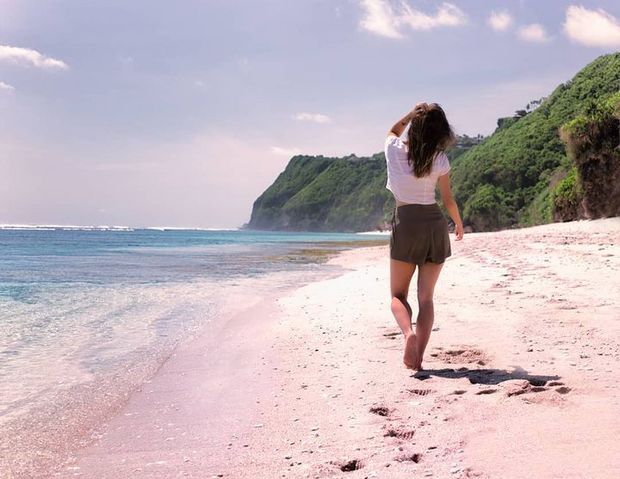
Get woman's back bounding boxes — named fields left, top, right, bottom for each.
left=384, top=102, right=463, bottom=371
left=384, top=134, right=451, bottom=205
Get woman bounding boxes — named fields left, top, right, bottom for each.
left=385, top=102, right=464, bottom=371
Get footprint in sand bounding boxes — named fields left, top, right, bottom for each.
left=431, top=346, right=489, bottom=365
left=369, top=405, right=391, bottom=417
left=499, top=379, right=571, bottom=403
left=333, top=459, right=365, bottom=472
left=384, top=427, right=416, bottom=440
left=408, top=388, right=434, bottom=396
left=462, top=465, right=486, bottom=477
left=475, top=388, right=499, bottom=395
left=395, top=452, right=421, bottom=463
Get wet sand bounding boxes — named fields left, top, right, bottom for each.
left=48, top=218, right=620, bottom=479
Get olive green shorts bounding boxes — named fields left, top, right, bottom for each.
left=389, top=203, right=452, bottom=267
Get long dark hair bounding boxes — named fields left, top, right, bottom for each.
left=406, top=103, right=455, bottom=177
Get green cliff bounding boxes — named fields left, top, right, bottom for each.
left=248, top=53, right=620, bottom=232
left=248, top=153, right=392, bottom=232
left=247, top=138, right=479, bottom=232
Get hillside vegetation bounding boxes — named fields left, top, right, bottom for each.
left=554, top=92, right=620, bottom=221
left=247, top=137, right=480, bottom=232
left=450, top=52, right=620, bottom=230
left=248, top=53, right=620, bottom=232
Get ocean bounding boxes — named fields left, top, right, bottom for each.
left=0, top=226, right=387, bottom=473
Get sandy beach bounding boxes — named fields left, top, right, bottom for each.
left=42, top=217, right=620, bottom=479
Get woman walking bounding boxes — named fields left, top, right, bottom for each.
left=385, top=102, right=464, bottom=371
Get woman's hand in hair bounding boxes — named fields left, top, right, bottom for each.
left=388, top=105, right=419, bottom=137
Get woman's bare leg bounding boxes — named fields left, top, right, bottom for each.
left=415, top=261, right=444, bottom=369
left=390, top=259, right=418, bottom=368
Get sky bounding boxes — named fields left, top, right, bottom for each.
left=1, top=0, right=620, bottom=229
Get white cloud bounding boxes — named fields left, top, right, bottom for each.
left=564, top=5, right=620, bottom=48
left=488, top=11, right=513, bottom=32
left=271, top=146, right=301, bottom=157
left=0, top=45, right=68, bottom=70
left=399, top=2, right=467, bottom=31
left=358, top=0, right=466, bottom=39
left=518, top=23, right=550, bottom=43
left=359, top=0, right=403, bottom=38
left=0, top=81, right=15, bottom=91
left=294, top=112, right=332, bottom=124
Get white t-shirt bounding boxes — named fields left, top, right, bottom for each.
left=384, top=134, right=451, bottom=204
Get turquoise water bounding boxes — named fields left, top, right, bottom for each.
left=0, top=227, right=386, bottom=430
left=0, top=228, right=386, bottom=300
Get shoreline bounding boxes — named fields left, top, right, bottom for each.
left=46, top=262, right=354, bottom=479
left=0, top=242, right=360, bottom=479
left=12, top=217, right=620, bottom=478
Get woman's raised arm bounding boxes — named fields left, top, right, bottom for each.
left=388, top=103, right=427, bottom=137
left=388, top=108, right=415, bottom=137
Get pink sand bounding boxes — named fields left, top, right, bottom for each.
left=49, top=218, right=620, bottom=478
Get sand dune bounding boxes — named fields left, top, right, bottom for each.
left=52, top=218, right=620, bottom=478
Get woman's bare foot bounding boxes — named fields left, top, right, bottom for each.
left=403, top=332, right=420, bottom=369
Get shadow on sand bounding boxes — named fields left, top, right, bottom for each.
left=411, top=365, right=560, bottom=386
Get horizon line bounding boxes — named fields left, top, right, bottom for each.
left=0, top=223, right=243, bottom=232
